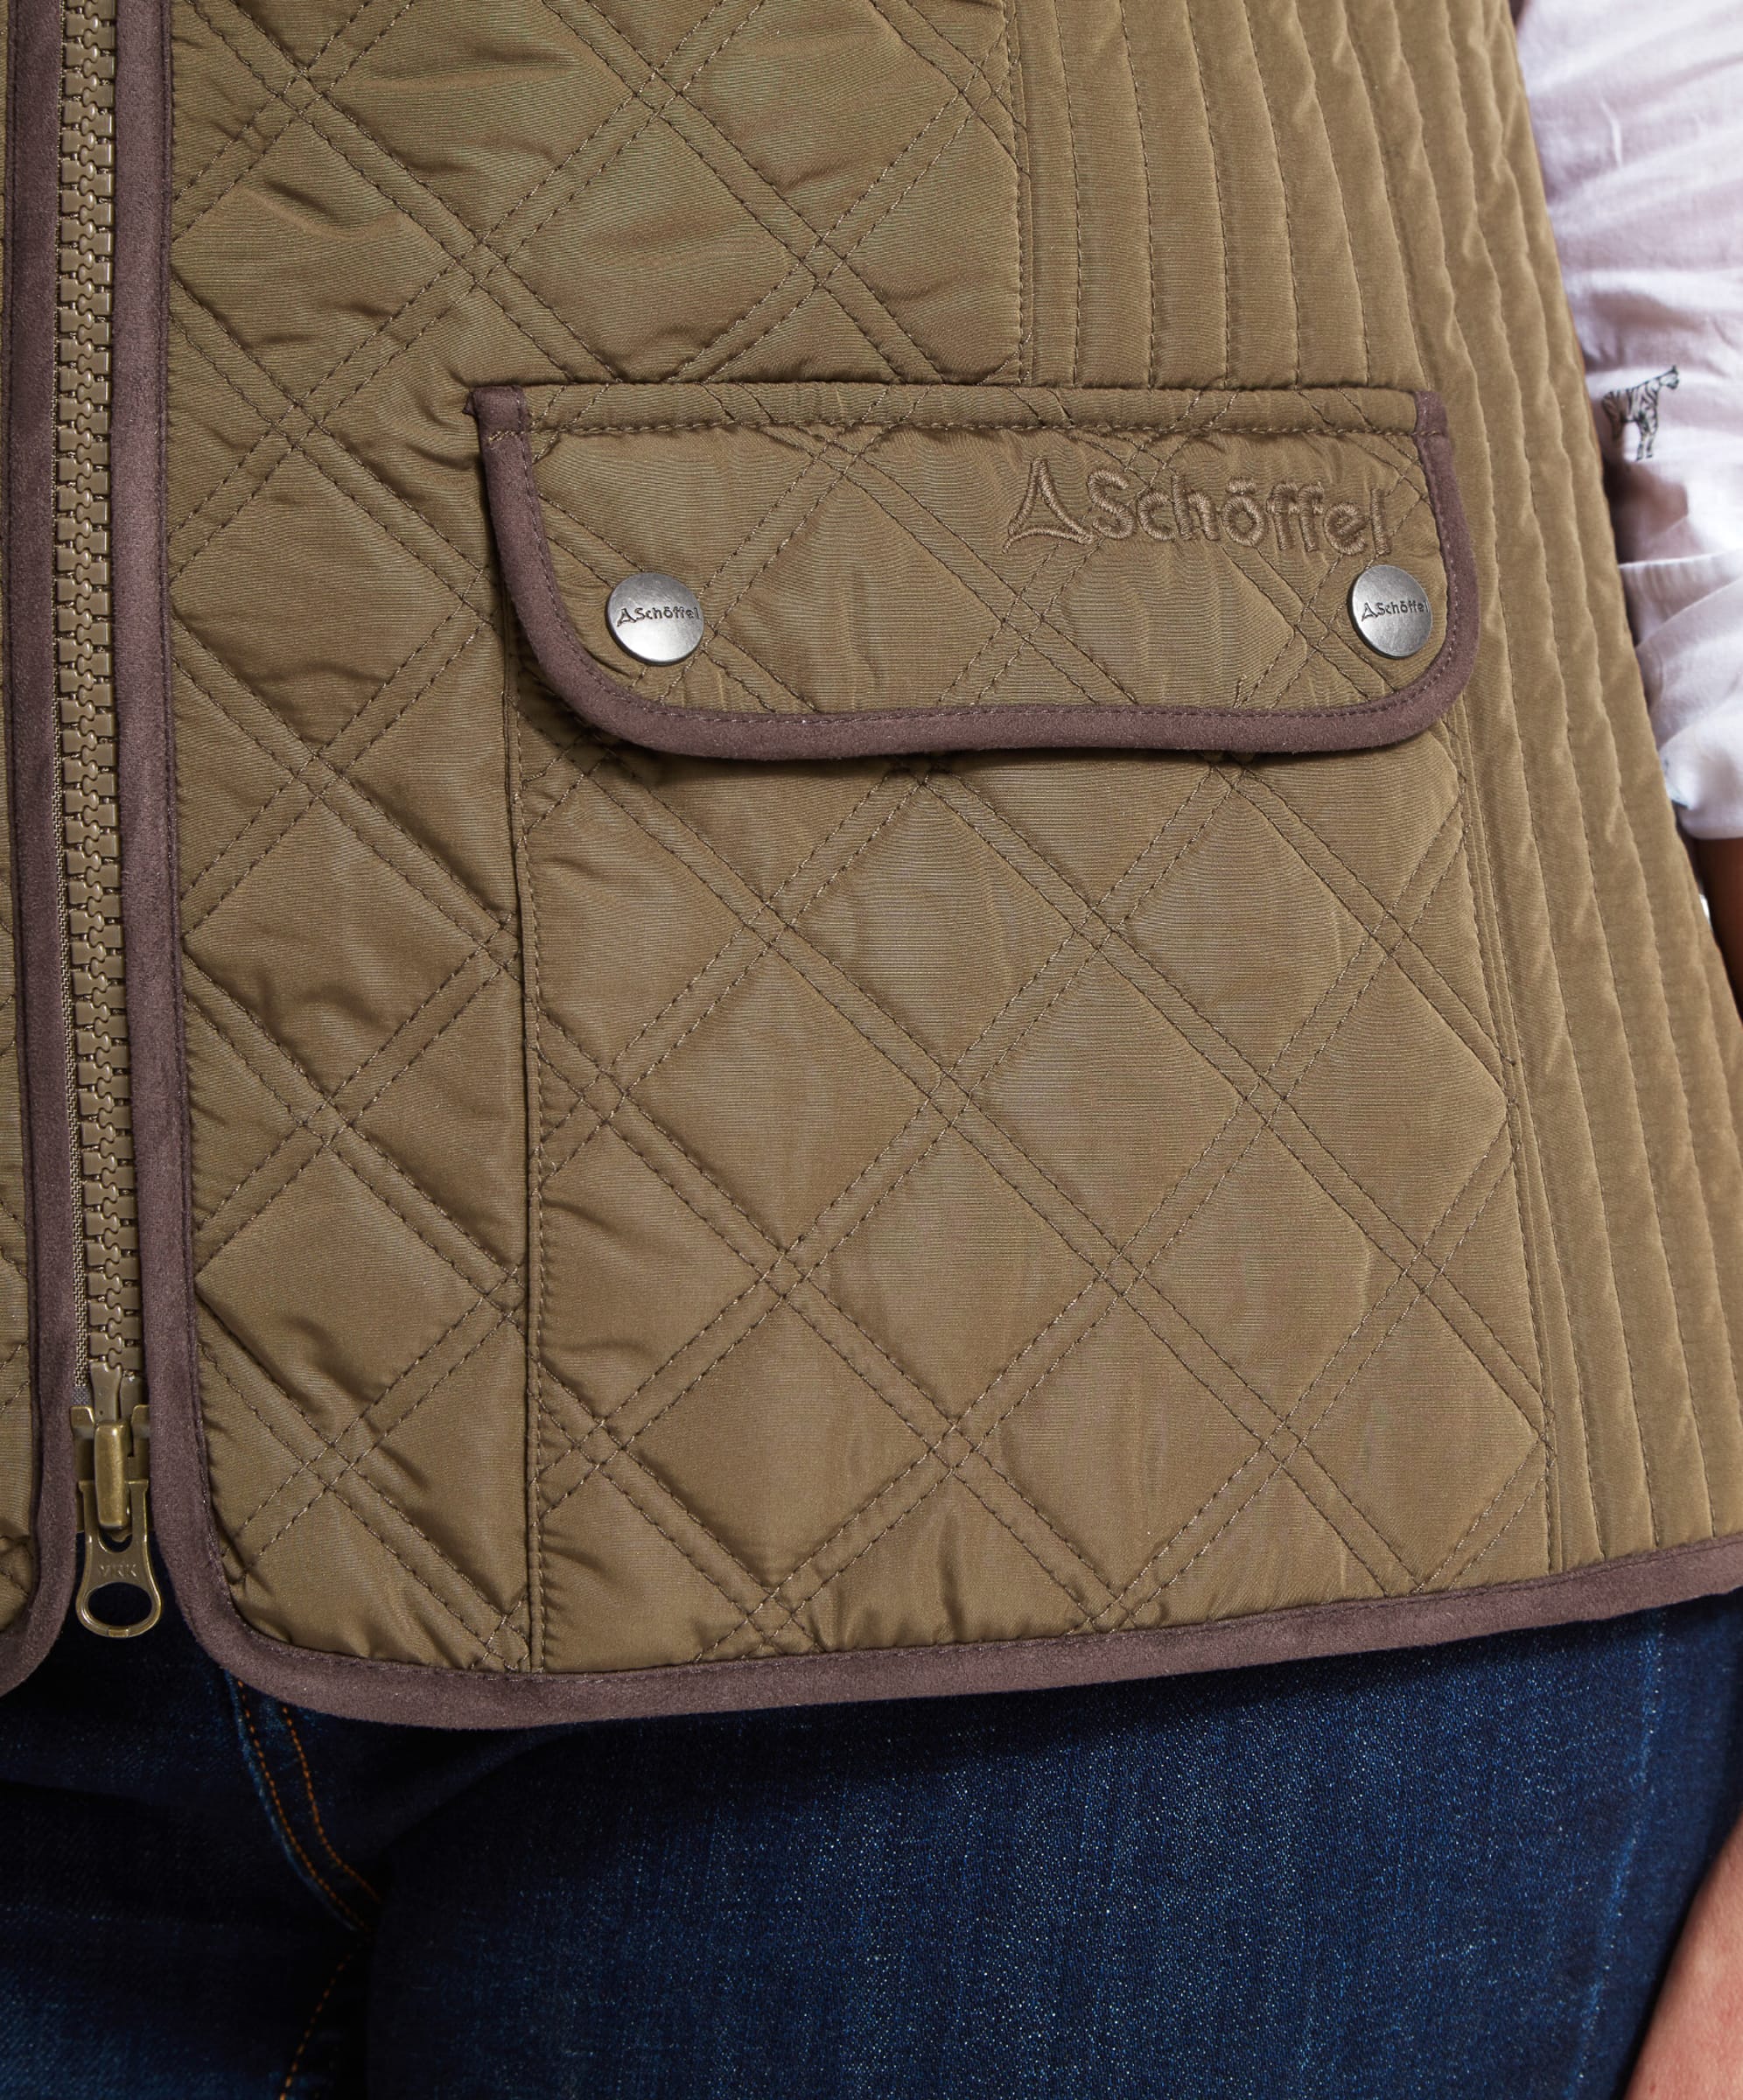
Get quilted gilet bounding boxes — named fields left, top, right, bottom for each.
left=2, top=0, right=1742, bottom=1724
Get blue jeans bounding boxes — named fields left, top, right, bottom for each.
left=2, top=1585, right=1740, bottom=2099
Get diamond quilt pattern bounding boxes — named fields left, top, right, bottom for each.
left=514, top=674, right=1547, bottom=1670
left=167, top=0, right=1548, bottom=1675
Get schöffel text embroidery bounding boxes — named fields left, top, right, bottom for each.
left=1005, top=458, right=1395, bottom=560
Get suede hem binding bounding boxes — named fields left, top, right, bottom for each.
left=470, top=382, right=1480, bottom=760
left=150, top=1531, right=1743, bottom=1730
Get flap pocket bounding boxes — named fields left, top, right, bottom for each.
left=472, top=382, right=1476, bottom=760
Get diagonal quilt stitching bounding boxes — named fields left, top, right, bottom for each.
left=696, top=815, right=1518, bottom=1649
left=850, top=0, right=1021, bottom=174
left=534, top=780, right=929, bottom=1177
left=923, top=401, right=1264, bottom=716
left=474, top=0, right=790, bottom=303
left=940, top=763, right=1538, bottom=1401
left=1232, top=761, right=1500, bottom=1062
left=189, top=1034, right=503, bottom=1292
left=569, top=1325, right=1118, bottom=1643
left=1185, top=1149, right=1527, bottom=1583
left=785, top=861, right=1516, bottom=1616
left=1265, top=1075, right=1536, bottom=1408
left=523, top=772, right=1209, bottom=1452
left=521, top=870, right=867, bottom=1644
left=530, top=1015, right=1120, bottom=1614
left=193, top=948, right=507, bottom=1248
left=844, top=436, right=1407, bottom=717
left=164, top=307, right=500, bottom=613
left=183, top=958, right=514, bottom=1288
left=173, top=0, right=415, bottom=206
left=167, top=292, right=492, bottom=608
left=1239, top=487, right=1431, bottom=712
left=538, top=463, right=1112, bottom=721
left=179, top=0, right=618, bottom=382
left=1058, top=421, right=1424, bottom=709
left=676, top=80, right=1013, bottom=381
left=175, top=611, right=488, bottom=901
left=164, top=0, right=1529, bottom=1671
left=529, top=394, right=1432, bottom=738
left=519, top=772, right=1188, bottom=1606
left=668, top=397, right=906, bottom=632
left=164, top=240, right=559, bottom=575
left=1421, top=1443, right=1546, bottom=1590
left=1102, top=1146, right=1543, bottom=1633
left=1441, top=709, right=1552, bottom=1412
left=536, top=731, right=1512, bottom=1613
left=166, top=0, right=1037, bottom=1655
left=167, top=48, right=619, bottom=584
left=234, top=1305, right=512, bottom=1550
left=536, top=494, right=813, bottom=720
left=524, top=404, right=906, bottom=732
left=1433, top=1452, right=1553, bottom=1591
left=530, top=0, right=942, bottom=378
left=200, top=1328, right=525, bottom=1660
left=174, top=622, right=501, bottom=952
left=537, top=722, right=1469, bottom=1401
left=605, top=778, right=910, bottom=1086
left=534, top=1153, right=1117, bottom=1628
left=533, top=642, right=1529, bottom=1671
left=743, top=1120, right=1527, bottom=1662
left=587, top=1452, right=799, bottom=1638
left=675, top=0, right=1022, bottom=376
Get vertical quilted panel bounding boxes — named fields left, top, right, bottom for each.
left=1375, top=4, right=1743, bottom=1560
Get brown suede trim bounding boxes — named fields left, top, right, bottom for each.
left=0, top=0, right=80, bottom=1697
left=164, top=1534, right=1743, bottom=1730
left=471, top=384, right=1480, bottom=760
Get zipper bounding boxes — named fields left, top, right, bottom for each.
left=55, top=0, right=160, bottom=1639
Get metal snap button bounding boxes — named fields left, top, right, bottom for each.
left=606, top=572, right=704, bottom=665
left=1348, top=564, right=1434, bottom=659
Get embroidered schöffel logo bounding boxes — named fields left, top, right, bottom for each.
left=1004, top=458, right=1394, bottom=559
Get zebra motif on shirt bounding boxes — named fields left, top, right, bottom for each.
left=1601, top=366, right=1679, bottom=462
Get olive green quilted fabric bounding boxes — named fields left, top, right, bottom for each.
left=162, top=0, right=1743, bottom=1677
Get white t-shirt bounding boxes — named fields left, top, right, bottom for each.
left=1516, top=0, right=1743, bottom=838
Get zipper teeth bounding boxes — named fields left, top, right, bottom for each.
left=55, top=0, right=140, bottom=1385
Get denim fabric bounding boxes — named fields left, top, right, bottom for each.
left=1, top=1586, right=1740, bottom=2099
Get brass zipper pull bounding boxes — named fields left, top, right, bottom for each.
left=70, top=1365, right=162, bottom=1638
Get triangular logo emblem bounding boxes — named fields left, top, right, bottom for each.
left=1005, top=458, right=1093, bottom=548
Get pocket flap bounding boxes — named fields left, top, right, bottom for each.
left=472, top=382, right=1477, bottom=760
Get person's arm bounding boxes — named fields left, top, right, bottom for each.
left=1625, top=1802, right=1743, bottom=2097
left=1513, top=2, right=1743, bottom=2091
